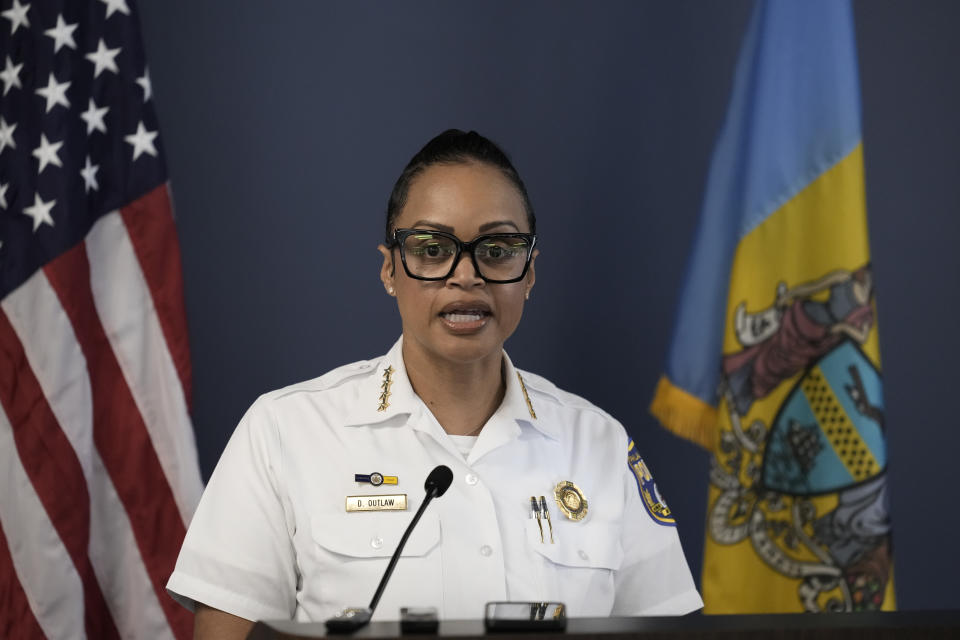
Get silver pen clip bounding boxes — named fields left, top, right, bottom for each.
left=530, top=496, right=544, bottom=543
left=539, top=496, right=554, bottom=544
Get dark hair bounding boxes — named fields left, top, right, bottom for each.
left=385, top=129, right=536, bottom=243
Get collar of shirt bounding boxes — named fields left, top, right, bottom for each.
left=342, top=337, right=559, bottom=454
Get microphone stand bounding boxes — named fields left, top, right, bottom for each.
left=326, top=466, right=452, bottom=634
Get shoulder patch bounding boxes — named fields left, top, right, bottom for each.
left=628, top=439, right=676, bottom=526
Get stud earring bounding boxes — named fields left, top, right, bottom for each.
left=387, top=286, right=395, bottom=296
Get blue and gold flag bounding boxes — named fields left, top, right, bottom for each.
left=650, top=0, right=894, bottom=613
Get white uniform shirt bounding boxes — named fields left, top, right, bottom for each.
left=166, top=339, right=702, bottom=622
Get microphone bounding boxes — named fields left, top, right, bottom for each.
left=423, top=464, right=455, bottom=498
left=325, top=465, right=454, bottom=633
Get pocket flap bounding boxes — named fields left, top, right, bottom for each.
left=311, top=511, right=440, bottom=559
left=527, top=519, right=623, bottom=570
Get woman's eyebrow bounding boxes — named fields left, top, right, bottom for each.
left=478, top=220, right=521, bottom=232
left=409, top=220, right=522, bottom=233
left=410, top=220, right=455, bottom=232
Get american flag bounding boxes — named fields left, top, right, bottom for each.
left=0, top=0, right=201, bottom=638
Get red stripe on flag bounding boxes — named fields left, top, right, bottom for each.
left=43, top=245, right=193, bottom=640
left=120, top=185, right=194, bottom=411
left=0, top=521, right=47, bottom=640
left=0, top=310, right=120, bottom=640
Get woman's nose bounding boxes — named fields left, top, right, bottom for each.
left=446, top=251, right=484, bottom=287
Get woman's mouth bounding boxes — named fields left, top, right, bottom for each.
left=439, top=307, right=491, bottom=332
left=442, top=310, right=488, bottom=323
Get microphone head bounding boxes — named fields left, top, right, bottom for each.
left=424, top=465, right=454, bottom=497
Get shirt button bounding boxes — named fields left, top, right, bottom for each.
left=371, top=537, right=384, bottom=550
left=465, top=473, right=479, bottom=486
left=578, top=549, right=589, bottom=561
left=479, top=545, right=493, bottom=557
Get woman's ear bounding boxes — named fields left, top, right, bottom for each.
left=378, top=245, right=396, bottom=296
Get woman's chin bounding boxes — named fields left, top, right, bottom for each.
left=427, top=330, right=504, bottom=365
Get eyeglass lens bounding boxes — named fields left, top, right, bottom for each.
left=402, top=232, right=531, bottom=281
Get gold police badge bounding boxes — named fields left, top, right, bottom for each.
left=554, top=481, right=587, bottom=521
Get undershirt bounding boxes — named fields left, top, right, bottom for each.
left=447, top=434, right=478, bottom=458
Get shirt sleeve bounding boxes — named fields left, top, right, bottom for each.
left=166, top=396, right=298, bottom=622
left=612, top=438, right=704, bottom=616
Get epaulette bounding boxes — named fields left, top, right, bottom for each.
left=272, top=357, right=380, bottom=400
left=517, top=369, right=617, bottom=422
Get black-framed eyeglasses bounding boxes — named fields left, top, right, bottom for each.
left=388, top=228, right=537, bottom=283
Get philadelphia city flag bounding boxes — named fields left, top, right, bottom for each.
left=650, top=0, right=895, bottom=613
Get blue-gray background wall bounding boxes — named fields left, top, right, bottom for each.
left=137, top=1, right=959, bottom=611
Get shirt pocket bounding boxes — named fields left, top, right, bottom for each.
left=300, top=512, right=443, bottom=620
left=525, top=518, right=623, bottom=614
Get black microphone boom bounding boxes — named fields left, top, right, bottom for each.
left=368, top=464, right=453, bottom=612
left=325, top=465, right=453, bottom=633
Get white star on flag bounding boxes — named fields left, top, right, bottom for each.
left=2, top=0, right=31, bottom=35
left=124, top=121, right=158, bottom=160
left=0, top=182, right=8, bottom=209
left=85, top=38, right=121, bottom=78
left=1, top=56, right=23, bottom=95
left=80, top=98, right=109, bottom=135
left=100, top=0, right=131, bottom=18
left=22, top=192, right=56, bottom=231
left=136, top=69, right=152, bottom=103
left=35, top=72, right=71, bottom=113
left=0, top=116, right=16, bottom=154
left=32, top=134, right=64, bottom=174
left=44, top=14, right=79, bottom=53
left=80, top=156, right=100, bottom=193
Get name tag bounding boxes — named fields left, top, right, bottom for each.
left=345, top=494, right=408, bottom=512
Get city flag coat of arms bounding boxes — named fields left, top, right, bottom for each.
left=650, top=0, right=895, bottom=613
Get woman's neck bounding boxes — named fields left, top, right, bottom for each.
left=402, top=340, right=505, bottom=436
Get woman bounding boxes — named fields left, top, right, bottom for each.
left=166, top=130, right=702, bottom=637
